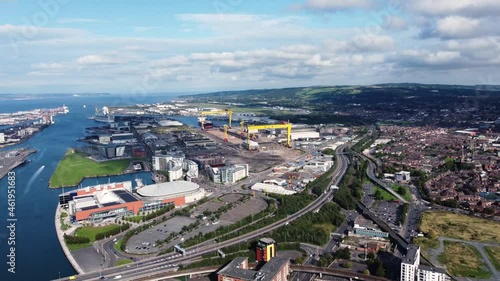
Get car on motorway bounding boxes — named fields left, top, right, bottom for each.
left=114, top=275, right=122, bottom=279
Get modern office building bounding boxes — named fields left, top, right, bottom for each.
left=153, top=153, right=198, bottom=181
left=256, top=238, right=276, bottom=262
left=208, top=164, right=249, bottom=184
left=217, top=257, right=289, bottom=281
left=111, top=133, right=136, bottom=144
left=97, top=144, right=125, bottom=159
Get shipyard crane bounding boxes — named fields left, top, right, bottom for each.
left=223, top=125, right=228, bottom=142
left=240, top=120, right=245, bottom=136
left=200, top=109, right=233, bottom=130
left=245, top=123, right=292, bottom=150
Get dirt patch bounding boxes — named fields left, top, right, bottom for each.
left=420, top=211, right=500, bottom=243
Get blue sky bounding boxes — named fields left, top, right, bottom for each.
left=0, top=0, right=499, bottom=94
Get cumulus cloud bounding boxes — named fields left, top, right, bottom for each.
left=435, top=16, right=480, bottom=39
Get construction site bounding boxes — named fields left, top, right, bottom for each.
left=197, top=110, right=313, bottom=173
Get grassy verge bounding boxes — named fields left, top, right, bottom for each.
left=373, top=186, right=397, bottom=201
left=438, top=241, right=491, bottom=279
left=60, top=212, right=70, bottom=231
left=113, top=238, right=123, bottom=253
left=49, top=149, right=130, bottom=188
left=484, top=246, right=500, bottom=271
left=115, top=259, right=133, bottom=266
left=419, top=211, right=500, bottom=242
left=66, top=224, right=122, bottom=251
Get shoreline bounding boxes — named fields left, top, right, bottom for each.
left=54, top=204, right=85, bottom=275
left=0, top=148, right=37, bottom=180
left=0, top=123, right=51, bottom=149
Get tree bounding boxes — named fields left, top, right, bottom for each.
left=367, top=252, right=376, bottom=260
left=335, top=247, right=351, bottom=260
left=375, top=263, right=385, bottom=277
left=363, top=269, right=370, bottom=275
left=294, top=256, right=304, bottom=265
left=374, top=189, right=384, bottom=200
left=342, top=262, right=353, bottom=268
left=397, top=185, right=407, bottom=196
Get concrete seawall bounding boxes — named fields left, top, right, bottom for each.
left=54, top=204, right=85, bottom=274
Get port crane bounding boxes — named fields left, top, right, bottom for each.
left=240, top=121, right=245, bottom=136
left=223, top=125, right=229, bottom=142
left=200, top=109, right=233, bottom=130
left=245, top=123, right=292, bottom=149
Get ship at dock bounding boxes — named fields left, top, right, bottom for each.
left=197, top=116, right=213, bottom=129
left=90, top=106, right=114, bottom=123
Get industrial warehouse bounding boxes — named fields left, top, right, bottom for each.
left=59, top=180, right=209, bottom=223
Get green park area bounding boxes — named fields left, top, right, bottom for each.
left=391, top=184, right=411, bottom=201
left=65, top=224, right=124, bottom=251
left=438, top=241, right=492, bottom=279
left=374, top=186, right=397, bottom=201
left=484, top=246, right=500, bottom=270
left=49, top=149, right=130, bottom=188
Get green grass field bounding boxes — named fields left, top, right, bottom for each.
left=49, top=149, right=130, bottom=188
left=484, top=246, right=500, bottom=271
left=67, top=224, right=121, bottom=251
left=115, top=259, right=133, bottom=266
left=374, top=186, right=397, bottom=201
left=438, top=241, right=492, bottom=279
left=391, top=184, right=411, bottom=201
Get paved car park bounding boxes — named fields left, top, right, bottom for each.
left=370, top=201, right=402, bottom=229
left=126, top=216, right=198, bottom=254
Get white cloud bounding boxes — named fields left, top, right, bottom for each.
left=351, top=35, right=395, bottom=52
left=76, top=55, right=123, bottom=65
left=435, top=16, right=480, bottom=39
left=296, top=0, right=374, bottom=12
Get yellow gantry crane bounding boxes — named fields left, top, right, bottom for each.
left=245, top=123, right=292, bottom=149
left=240, top=120, right=245, bottom=136
left=223, top=125, right=228, bottom=142
left=200, top=109, right=233, bottom=130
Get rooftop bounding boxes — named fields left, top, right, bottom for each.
left=403, top=245, right=420, bottom=265
left=136, top=181, right=200, bottom=198
left=218, top=257, right=289, bottom=281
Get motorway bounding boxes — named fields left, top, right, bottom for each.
left=54, top=145, right=350, bottom=281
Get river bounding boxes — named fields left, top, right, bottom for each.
left=0, top=94, right=187, bottom=281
